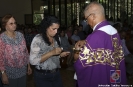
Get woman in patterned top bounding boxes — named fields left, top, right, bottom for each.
left=0, top=25, right=3, bottom=87
left=0, top=14, right=32, bottom=87
left=29, top=16, right=70, bottom=87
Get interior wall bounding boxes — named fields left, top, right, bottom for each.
left=32, top=0, right=44, bottom=11
left=0, top=0, right=32, bottom=24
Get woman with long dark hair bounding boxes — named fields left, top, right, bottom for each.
left=29, top=16, right=70, bottom=87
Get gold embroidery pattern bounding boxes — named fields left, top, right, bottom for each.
left=79, top=38, right=124, bottom=68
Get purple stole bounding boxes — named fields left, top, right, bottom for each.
left=74, top=21, right=127, bottom=87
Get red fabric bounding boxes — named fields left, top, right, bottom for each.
left=0, top=33, right=29, bottom=71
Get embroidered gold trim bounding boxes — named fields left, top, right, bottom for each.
left=79, top=37, right=124, bottom=68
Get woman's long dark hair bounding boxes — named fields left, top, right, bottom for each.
left=39, top=15, right=60, bottom=46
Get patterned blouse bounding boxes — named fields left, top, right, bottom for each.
left=29, top=34, right=60, bottom=70
left=0, top=31, right=29, bottom=79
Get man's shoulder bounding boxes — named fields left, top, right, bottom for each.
left=98, top=25, right=117, bottom=35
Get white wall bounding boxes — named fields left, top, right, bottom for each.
left=0, top=0, right=32, bottom=24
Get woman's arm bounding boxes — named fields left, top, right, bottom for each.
left=40, top=47, right=62, bottom=62
left=0, top=38, right=6, bottom=71
left=29, top=36, right=62, bottom=65
left=0, top=37, right=9, bottom=84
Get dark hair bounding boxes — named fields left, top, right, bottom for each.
left=39, top=15, right=60, bottom=46
left=72, top=29, right=78, bottom=35
left=59, top=30, right=65, bottom=37
left=0, top=25, right=2, bottom=34
left=1, top=14, right=15, bottom=30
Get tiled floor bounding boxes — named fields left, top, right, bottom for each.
left=27, top=66, right=133, bottom=87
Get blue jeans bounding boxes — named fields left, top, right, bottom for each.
left=0, top=79, right=3, bottom=87
left=0, top=76, right=3, bottom=87
left=34, top=69, right=64, bottom=87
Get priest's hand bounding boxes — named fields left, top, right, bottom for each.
left=75, top=40, right=86, bottom=49
left=74, top=51, right=80, bottom=61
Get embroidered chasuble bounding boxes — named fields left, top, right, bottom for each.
left=74, top=21, right=127, bottom=87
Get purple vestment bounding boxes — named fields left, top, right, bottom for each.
left=74, top=21, right=127, bottom=87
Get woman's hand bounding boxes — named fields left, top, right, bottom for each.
left=60, top=51, right=70, bottom=57
left=52, top=47, right=62, bottom=55
left=40, top=47, right=63, bottom=63
left=2, top=72, right=9, bottom=84
left=27, top=64, right=32, bottom=75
